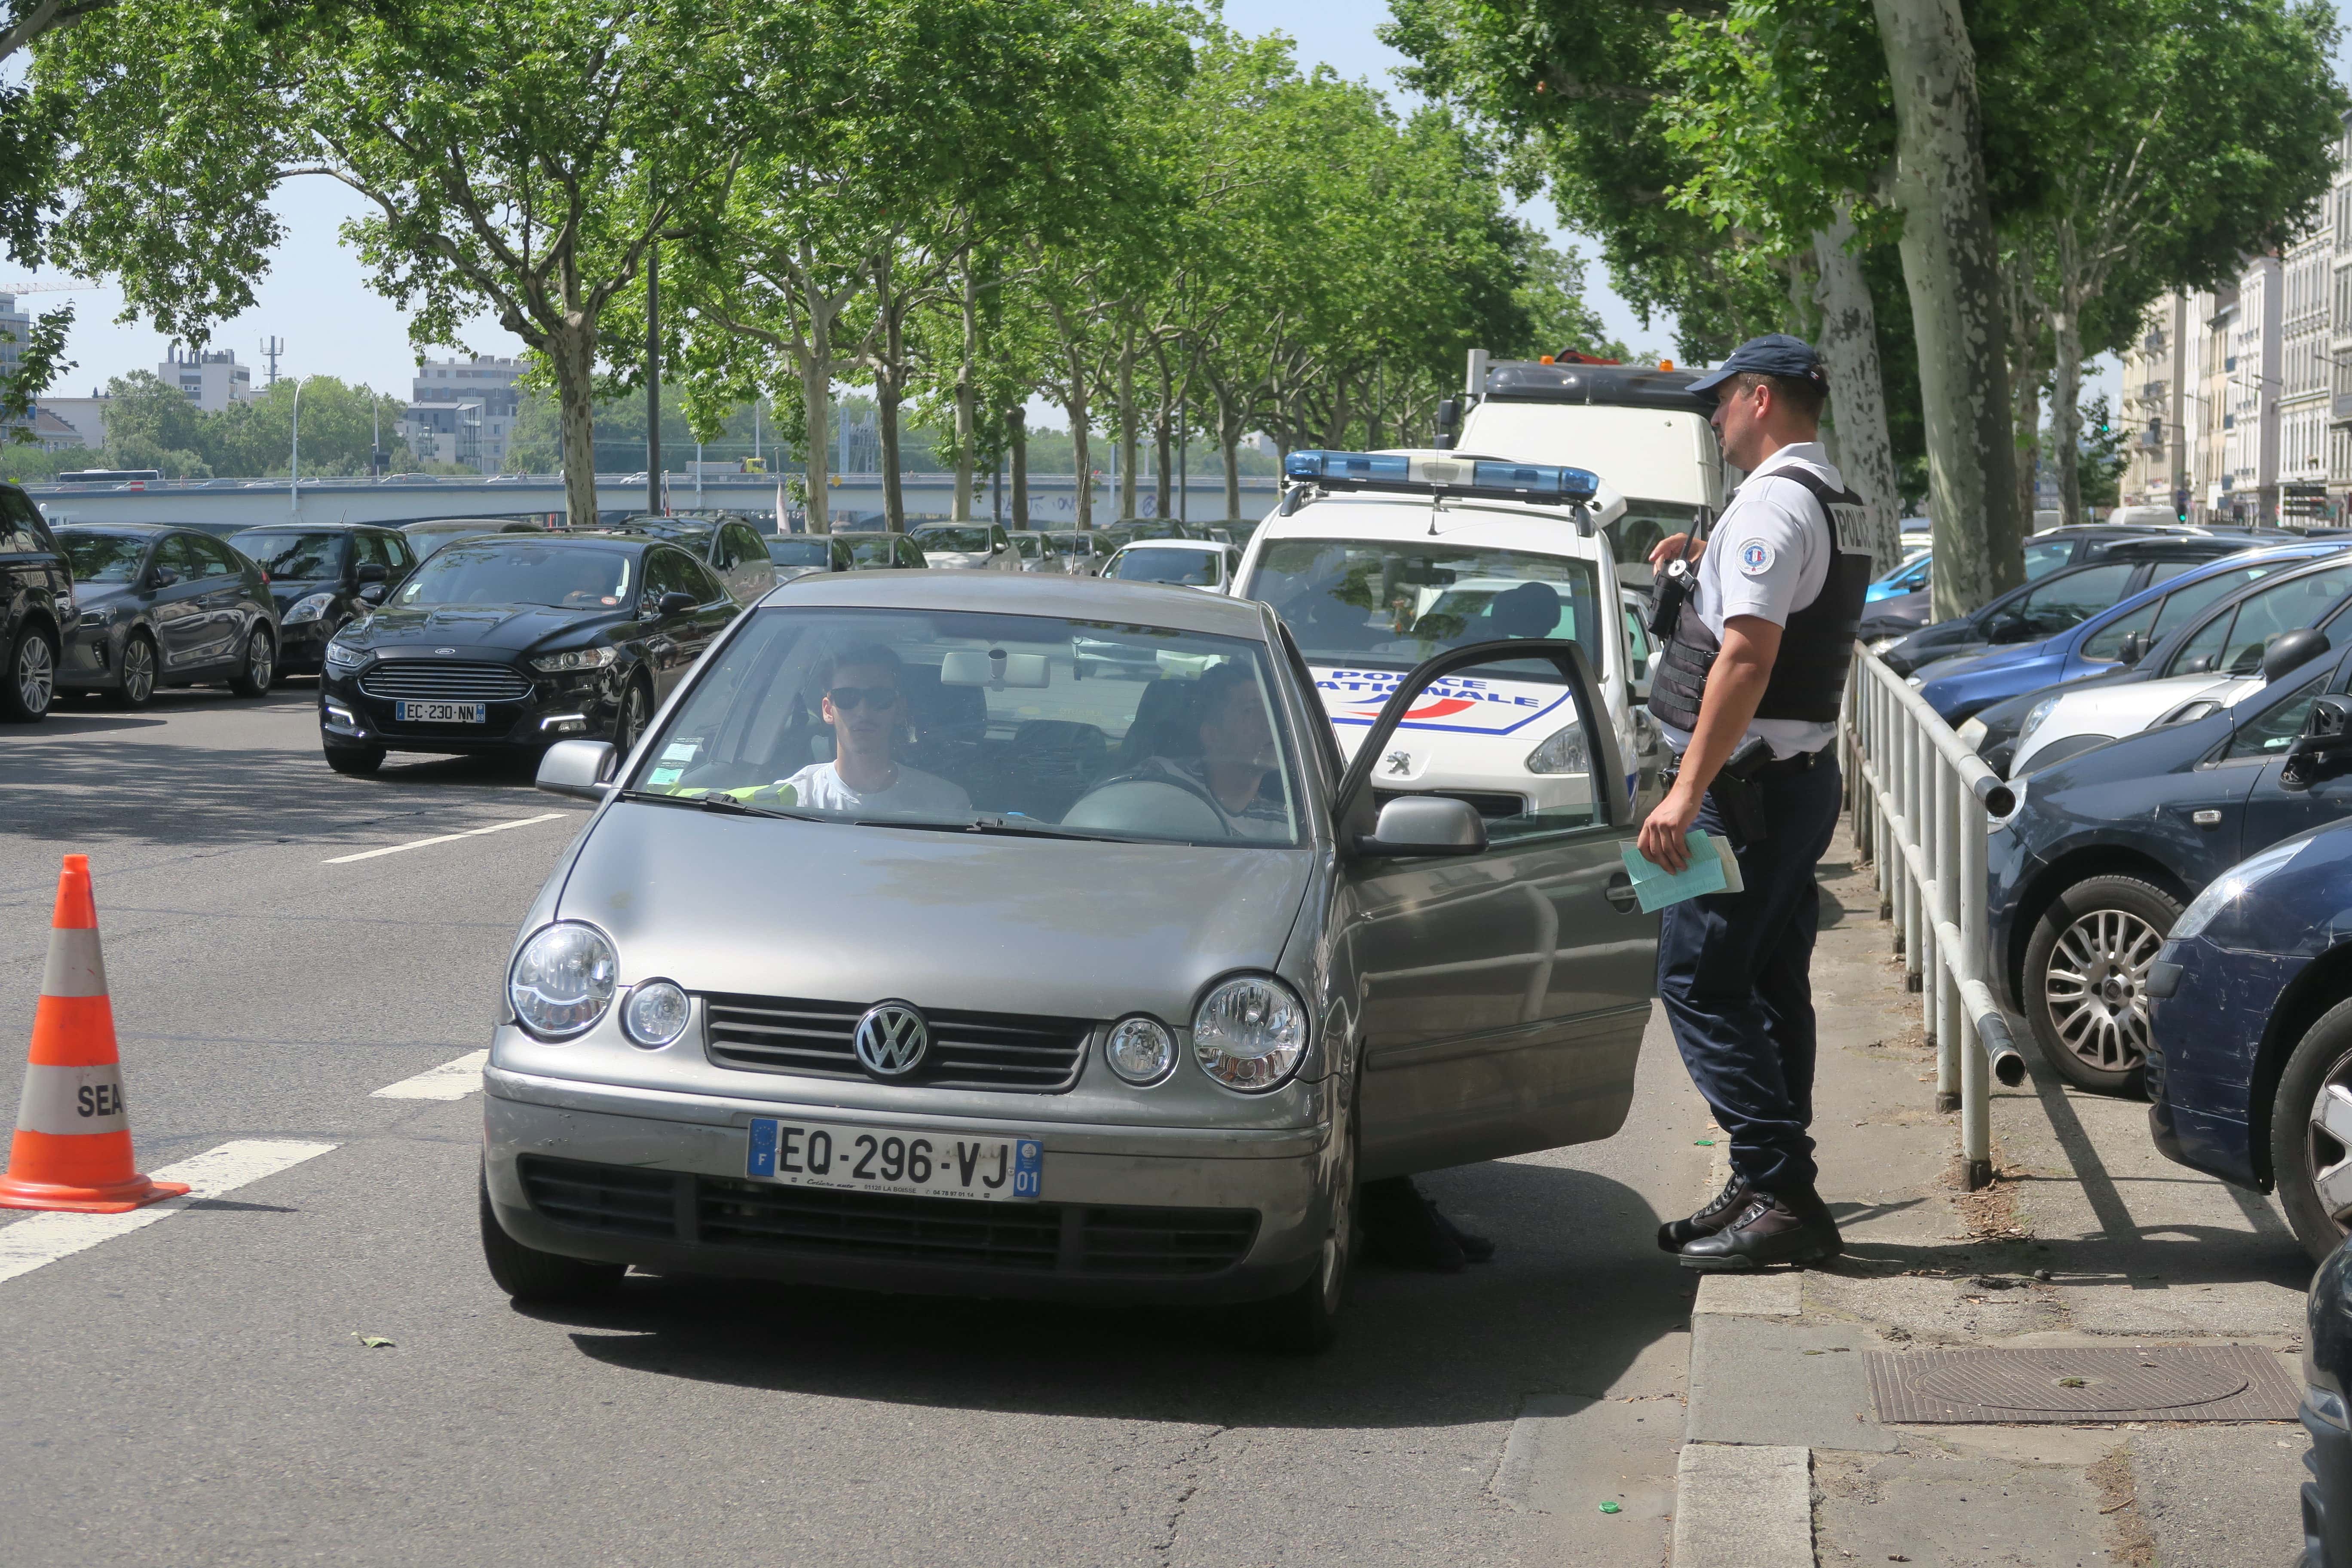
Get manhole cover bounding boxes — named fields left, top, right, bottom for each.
left=1869, top=1345, right=2298, bottom=1424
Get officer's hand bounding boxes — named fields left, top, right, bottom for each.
left=1648, top=533, right=1706, bottom=570
left=1639, top=786, right=1702, bottom=873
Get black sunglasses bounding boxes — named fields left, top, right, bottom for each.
left=827, top=685, right=900, bottom=711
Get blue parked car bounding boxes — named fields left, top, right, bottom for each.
left=2147, top=803, right=2352, bottom=1262
left=2303, top=1236, right=2352, bottom=1562
left=1866, top=551, right=1932, bottom=604
left=1913, top=541, right=2348, bottom=725
left=1990, top=629, right=2340, bottom=1097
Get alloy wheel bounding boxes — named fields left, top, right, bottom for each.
left=2042, top=906, right=2163, bottom=1074
left=120, top=637, right=154, bottom=704
left=2310, top=1065, right=2352, bottom=1230
left=16, top=631, right=52, bottom=714
left=248, top=632, right=273, bottom=689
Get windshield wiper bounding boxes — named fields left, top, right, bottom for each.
left=852, top=815, right=1129, bottom=842
left=616, top=788, right=824, bottom=823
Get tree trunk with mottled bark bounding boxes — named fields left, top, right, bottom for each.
left=548, top=323, right=601, bottom=531
left=1811, top=212, right=1903, bottom=571
left=952, top=257, right=977, bottom=522
left=1008, top=404, right=1029, bottom=527
left=1872, top=0, right=2024, bottom=619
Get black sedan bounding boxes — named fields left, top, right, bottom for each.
left=601, top=514, right=775, bottom=606
left=227, top=523, right=420, bottom=675
left=317, top=533, right=741, bottom=775
left=2305, top=1236, right=2352, bottom=1563
left=55, top=525, right=279, bottom=706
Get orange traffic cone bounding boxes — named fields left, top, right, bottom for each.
left=0, top=854, right=188, bottom=1212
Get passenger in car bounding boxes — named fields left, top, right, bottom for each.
left=778, top=643, right=973, bottom=817
left=1112, top=663, right=1290, bottom=840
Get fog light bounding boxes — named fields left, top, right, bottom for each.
left=539, top=712, right=588, bottom=733
left=622, top=980, right=691, bottom=1048
left=1105, top=1015, right=1176, bottom=1085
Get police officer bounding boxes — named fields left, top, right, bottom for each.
left=1638, top=334, right=1872, bottom=1271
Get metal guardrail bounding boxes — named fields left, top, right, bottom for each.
left=1843, top=648, right=2027, bottom=1189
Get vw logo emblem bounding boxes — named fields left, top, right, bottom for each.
left=853, top=1001, right=928, bottom=1078
left=433, top=647, right=457, bottom=655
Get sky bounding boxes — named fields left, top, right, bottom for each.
left=24, top=0, right=2339, bottom=411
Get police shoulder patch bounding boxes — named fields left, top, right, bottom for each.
left=1737, top=538, right=1775, bottom=576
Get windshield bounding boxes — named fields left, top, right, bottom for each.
left=1248, top=536, right=1605, bottom=674
left=231, top=531, right=345, bottom=580
left=60, top=533, right=149, bottom=582
left=845, top=536, right=903, bottom=567
left=1011, top=534, right=1043, bottom=560
left=1113, top=547, right=1221, bottom=586
left=632, top=608, right=1300, bottom=845
left=914, top=526, right=993, bottom=553
left=767, top=538, right=830, bottom=567
left=393, top=543, right=635, bottom=609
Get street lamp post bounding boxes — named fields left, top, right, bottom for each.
left=289, top=374, right=315, bottom=514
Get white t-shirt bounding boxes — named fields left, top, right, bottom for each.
left=1658, top=441, right=1843, bottom=760
left=779, top=761, right=973, bottom=817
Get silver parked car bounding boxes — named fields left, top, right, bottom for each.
left=481, top=572, right=1657, bottom=1350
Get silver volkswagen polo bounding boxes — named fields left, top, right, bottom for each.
left=481, top=571, right=1658, bottom=1350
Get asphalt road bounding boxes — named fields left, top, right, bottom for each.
left=0, top=686, right=1712, bottom=1567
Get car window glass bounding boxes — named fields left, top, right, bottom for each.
left=2146, top=559, right=2198, bottom=585
left=900, top=538, right=925, bottom=568
left=2229, top=675, right=2326, bottom=759
left=233, top=531, right=345, bottom=579
left=2009, top=564, right=2135, bottom=634
left=643, top=548, right=695, bottom=599
left=2021, top=539, right=2075, bottom=579
left=2, top=491, right=48, bottom=552
left=156, top=535, right=207, bottom=577
left=687, top=555, right=728, bottom=601
left=2080, top=602, right=2158, bottom=662
left=729, top=525, right=765, bottom=570
left=58, top=532, right=148, bottom=582
left=383, top=533, right=416, bottom=570
left=1468, top=651, right=1612, bottom=843
left=2207, top=564, right=2352, bottom=675
left=1623, top=603, right=1653, bottom=673
left=2150, top=566, right=2272, bottom=633
left=354, top=533, right=394, bottom=571
left=191, top=535, right=239, bottom=577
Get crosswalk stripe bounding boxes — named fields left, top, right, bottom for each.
left=370, top=1050, right=489, bottom=1100
left=0, top=1139, right=338, bottom=1285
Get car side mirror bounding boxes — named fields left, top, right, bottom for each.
left=1354, top=794, right=1487, bottom=858
left=537, top=738, right=618, bottom=799
left=2292, top=695, right=2352, bottom=756
left=1433, top=397, right=1461, bottom=452
left=149, top=566, right=179, bottom=588
left=646, top=590, right=698, bottom=619
left=2264, top=627, right=2330, bottom=684
left=355, top=562, right=389, bottom=583
left=358, top=583, right=386, bottom=605
left=2115, top=631, right=2149, bottom=666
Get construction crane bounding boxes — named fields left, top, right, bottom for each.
left=0, top=280, right=101, bottom=295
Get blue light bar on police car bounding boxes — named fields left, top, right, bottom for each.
left=1282, top=449, right=1599, bottom=502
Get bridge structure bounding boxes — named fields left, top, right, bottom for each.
left=26, top=470, right=1279, bottom=532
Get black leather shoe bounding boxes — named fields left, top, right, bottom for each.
left=1678, top=1189, right=1843, bottom=1271
left=1657, top=1173, right=1753, bottom=1253
left=1359, top=1176, right=1466, bottom=1273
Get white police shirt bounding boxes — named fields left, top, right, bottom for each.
left=1657, top=441, right=1842, bottom=760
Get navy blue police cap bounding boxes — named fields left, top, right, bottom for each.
left=1685, top=333, right=1829, bottom=401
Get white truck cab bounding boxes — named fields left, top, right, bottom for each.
left=1234, top=448, right=1668, bottom=823
left=1447, top=355, right=1728, bottom=588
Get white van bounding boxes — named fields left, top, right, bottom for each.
left=1450, top=357, right=1725, bottom=587
left=1234, top=449, right=1666, bottom=821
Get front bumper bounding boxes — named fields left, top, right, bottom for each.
left=321, top=663, right=622, bottom=755
left=2309, top=1395, right=2352, bottom=1568
left=276, top=616, right=339, bottom=673
left=2144, top=936, right=2299, bottom=1191
left=56, top=617, right=125, bottom=691
left=483, top=1067, right=1332, bottom=1302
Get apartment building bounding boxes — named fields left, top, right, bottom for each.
left=159, top=346, right=256, bottom=413
left=401, top=355, right=523, bottom=472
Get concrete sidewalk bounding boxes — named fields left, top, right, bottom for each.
left=1670, top=825, right=2314, bottom=1568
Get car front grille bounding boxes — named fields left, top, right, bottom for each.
left=518, top=1156, right=1257, bottom=1277
left=703, top=993, right=1092, bottom=1092
left=358, top=659, right=533, bottom=702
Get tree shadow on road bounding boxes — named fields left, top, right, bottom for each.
left=530, top=1158, right=1694, bottom=1430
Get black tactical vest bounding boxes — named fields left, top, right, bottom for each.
left=1646, top=467, right=1874, bottom=736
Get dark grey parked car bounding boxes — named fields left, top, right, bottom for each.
left=0, top=484, right=67, bottom=721
left=481, top=572, right=1658, bottom=1351
left=55, top=524, right=279, bottom=706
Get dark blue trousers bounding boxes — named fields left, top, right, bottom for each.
left=1657, top=754, right=1843, bottom=1197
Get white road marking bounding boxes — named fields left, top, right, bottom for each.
left=0, top=1139, right=337, bottom=1285
left=324, top=812, right=566, bottom=864
left=371, top=1049, right=489, bottom=1100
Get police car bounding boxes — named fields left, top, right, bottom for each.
left=1234, top=449, right=1660, bottom=823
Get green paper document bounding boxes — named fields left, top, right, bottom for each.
left=1620, top=831, right=1744, bottom=913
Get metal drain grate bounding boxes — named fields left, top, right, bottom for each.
left=1867, top=1345, right=2299, bottom=1424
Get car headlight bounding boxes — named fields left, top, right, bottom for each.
left=2171, top=836, right=2308, bottom=942
left=282, top=591, right=337, bottom=625
left=532, top=646, right=619, bottom=673
left=324, top=640, right=368, bottom=672
left=1105, top=1015, right=1177, bottom=1085
left=77, top=604, right=116, bottom=628
left=1868, top=635, right=1904, bottom=655
left=1524, top=721, right=1590, bottom=775
left=621, top=979, right=691, bottom=1048
left=1956, top=716, right=1988, bottom=750
left=2019, top=695, right=2060, bottom=744
left=508, top=922, right=618, bottom=1039
left=1192, top=974, right=1308, bottom=1092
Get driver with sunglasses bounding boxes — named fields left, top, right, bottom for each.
left=779, top=643, right=973, bottom=816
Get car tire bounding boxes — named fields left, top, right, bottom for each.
left=324, top=741, right=385, bottom=776
left=0, top=620, right=56, bottom=722
left=612, top=675, right=652, bottom=757
left=2272, top=998, right=2352, bottom=1263
left=478, top=1171, right=625, bottom=1304
left=227, top=625, right=274, bottom=697
left=2022, top=873, right=2181, bottom=1098
left=106, top=631, right=158, bottom=710
left=1265, top=1092, right=1357, bottom=1356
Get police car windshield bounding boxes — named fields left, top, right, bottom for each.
left=767, top=538, right=830, bottom=567
left=394, top=543, right=634, bottom=610
left=914, top=526, right=993, bottom=553
left=1113, top=547, right=1220, bottom=585
left=1252, top=538, right=1604, bottom=673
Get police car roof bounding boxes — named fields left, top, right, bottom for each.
left=1264, top=462, right=1627, bottom=546
left=1482, top=361, right=1712, bottom=414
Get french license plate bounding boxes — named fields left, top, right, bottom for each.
left=746, top=1118, right=1042, bottom=1202
left=395, top=700, right=487, bottom=723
